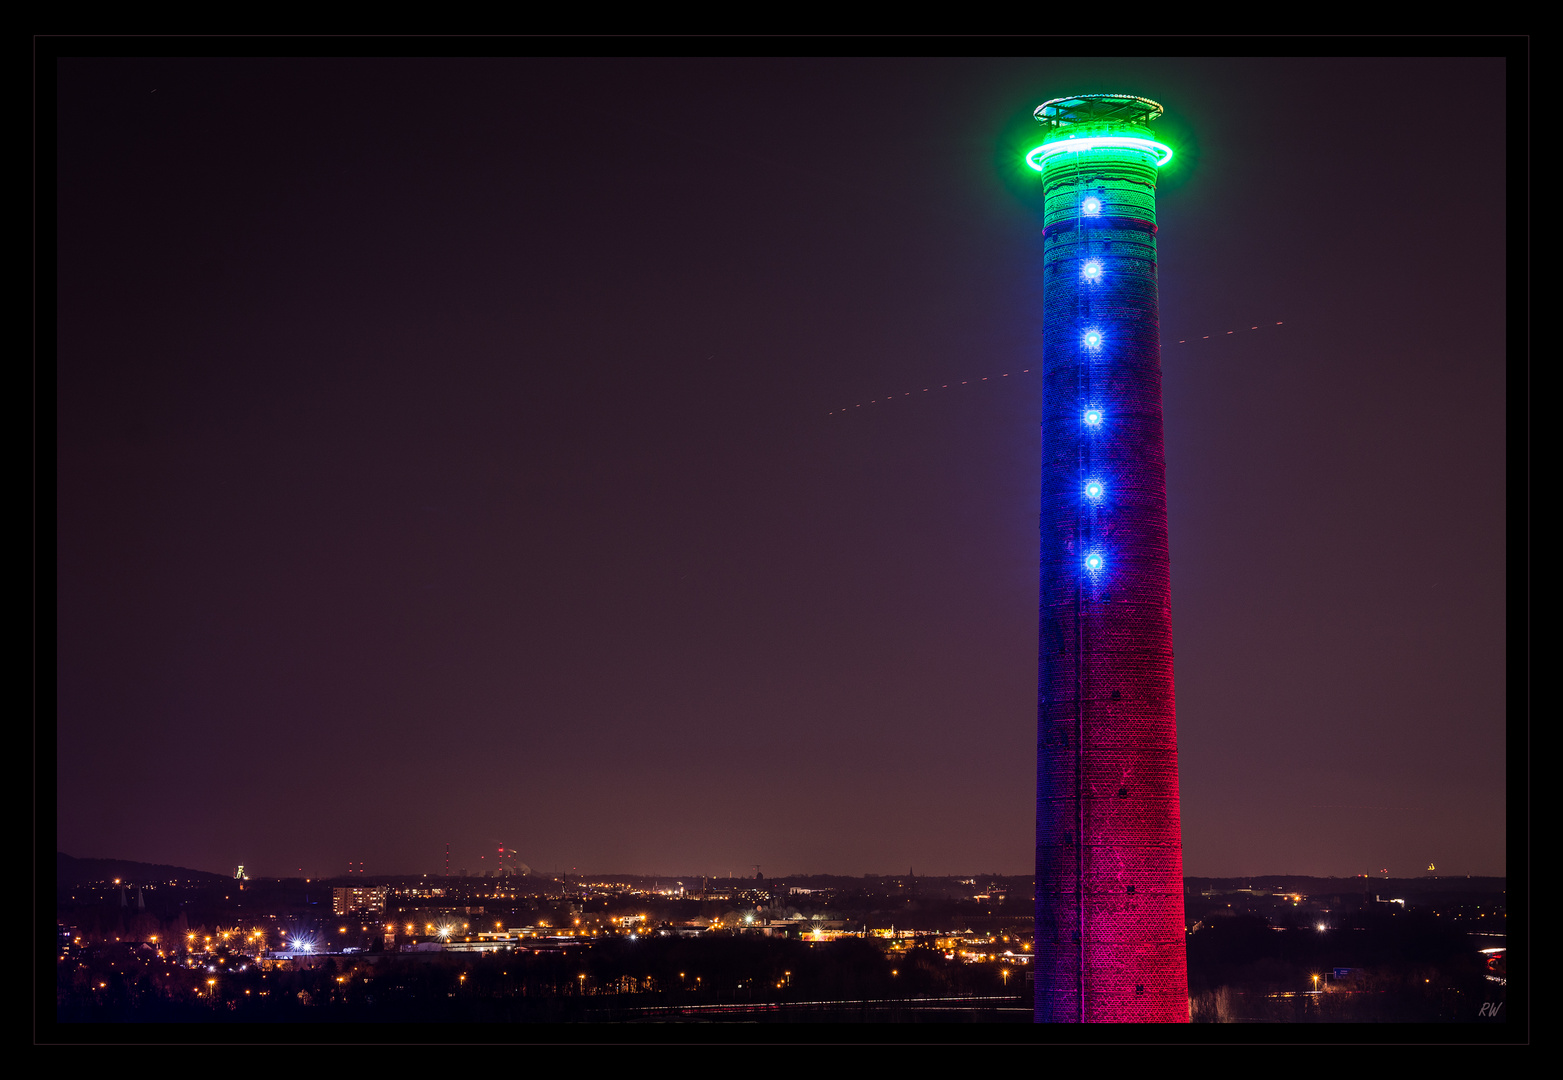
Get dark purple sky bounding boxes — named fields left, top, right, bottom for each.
left=54, top=54, right=1509, bottom=880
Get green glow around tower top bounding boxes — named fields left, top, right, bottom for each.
left=1026, top=93, right=1172, bottom=173
left=1034, top=93, right=1162, bottom=130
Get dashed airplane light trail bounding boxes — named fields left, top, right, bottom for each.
left=827, top=321, right=1284, bottom=415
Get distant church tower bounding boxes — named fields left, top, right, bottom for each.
left=1029, top=94, right=1189, bottom=1023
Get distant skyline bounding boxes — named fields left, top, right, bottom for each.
left=55, top=848, right=1503, bottom=887
left=53, top=50, right=1511, bottom=882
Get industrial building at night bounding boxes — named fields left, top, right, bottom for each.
left=1031, top=94, right=1189, bottom=1023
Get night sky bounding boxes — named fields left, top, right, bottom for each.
left=54, top=53, right=1509, bottom=881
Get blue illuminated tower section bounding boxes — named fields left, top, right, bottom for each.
left=1030, top=94, right=1189, bottom=1023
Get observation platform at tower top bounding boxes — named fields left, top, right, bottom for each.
left=1033, top=94, right=1163, bottom=131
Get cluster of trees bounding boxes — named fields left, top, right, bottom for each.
left=1186, top=908, right=1501, bottom=1023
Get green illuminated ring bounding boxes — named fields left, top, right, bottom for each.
left=1025, top=136, right=1173, bottom=172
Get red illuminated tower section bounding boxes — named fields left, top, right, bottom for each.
left=1030, top=94, right=1188, bottom=1022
